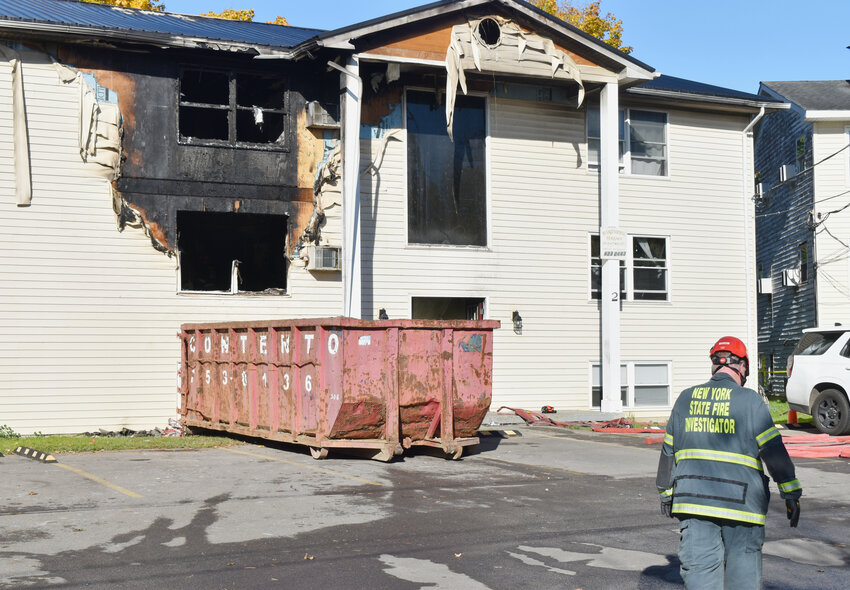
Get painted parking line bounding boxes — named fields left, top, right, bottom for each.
left=222, top=447, right=383, bottom=487
left=55, top=463, right=143, bottom=498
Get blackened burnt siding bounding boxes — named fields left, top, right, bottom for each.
left=754, top=106, right=816, bottom=393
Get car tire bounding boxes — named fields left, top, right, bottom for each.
left=811, top=389, right=850, bottom=436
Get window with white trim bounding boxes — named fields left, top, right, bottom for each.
left=590, top=234, right=669, bottom=301
left=587, top=106, right=668, bottom=176
left=592, top=362, right=671, bottom=408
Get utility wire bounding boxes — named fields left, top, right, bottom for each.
left=755, top=142, right=850, bottom=201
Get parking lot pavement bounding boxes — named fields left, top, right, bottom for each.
left=2, top=427, right=849, bottom=589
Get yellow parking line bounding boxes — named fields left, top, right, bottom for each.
left=222, top=447, right=382, bottom=486
left=56, top=463, right=143, bottom=498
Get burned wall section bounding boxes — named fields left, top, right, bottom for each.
left=54, top=44, right=339, bottom=291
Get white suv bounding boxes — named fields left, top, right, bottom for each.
left=785, top=327, right=850, bottom=436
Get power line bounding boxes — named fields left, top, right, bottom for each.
left=755, top=142, right=850, bottom=202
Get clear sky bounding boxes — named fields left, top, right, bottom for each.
left=164, top=0, right=849, bottom=94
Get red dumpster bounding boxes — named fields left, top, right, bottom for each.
left=178, top=317, right=499, bottom=460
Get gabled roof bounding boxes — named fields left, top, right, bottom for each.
left=0, top=0, right=322, bottom=54
left=307, top=0, right=655, bottom=81
left=628, top=75, right=787, bottom=112
left=760, top=81, right=850, bottom=120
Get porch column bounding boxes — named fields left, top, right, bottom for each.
left=341, top=55, right=362, bottom=318
left=600, top=81, right=622, bottom=413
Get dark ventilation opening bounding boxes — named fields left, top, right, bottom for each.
left=476, top=18, right=501, bottom=47
left=177, top=211, right=287, bottom=293
left=411, top=297, right=485, bottom=320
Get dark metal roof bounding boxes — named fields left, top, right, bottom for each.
left=631, top=75, right=782, bottom=104
left=0, top=0, right=323, bottom=49
left=761, top=81, right=850, bottom=111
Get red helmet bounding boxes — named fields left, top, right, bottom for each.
left=710, top=336, right=749, bottom=375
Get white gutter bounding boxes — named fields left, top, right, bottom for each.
left=742, top=107, right=765, bottom=360
left=332, top=57, right=363, bottom=318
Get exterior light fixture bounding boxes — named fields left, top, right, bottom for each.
left=512, top=311, right=522, bottom=334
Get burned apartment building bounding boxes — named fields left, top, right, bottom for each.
left=1, top=0, right=783, bottom=433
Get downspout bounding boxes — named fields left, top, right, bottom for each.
left=331, top=57, right=363, bottom=318
left=743, top=107, right=765, bottom=361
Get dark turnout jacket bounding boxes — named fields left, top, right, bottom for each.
left=656, top=372, right=802, bottom=525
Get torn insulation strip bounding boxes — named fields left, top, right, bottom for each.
left=0, top=44, right=33, bottom=206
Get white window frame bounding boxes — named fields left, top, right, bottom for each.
left=590, top=360, right=672, bottom=409
left=589, top=233, right=671, bottom=301
left=402, top=86, right=491, bottom=249
left=587, top=106, right=669, bottom=177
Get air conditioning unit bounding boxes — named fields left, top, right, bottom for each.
left=758, top=277, right=773, bottom=295
left=779, top=164, right=797, bottom=183
left=782, top=268, right=801, bottom=287
left=305, top=101, right=340, bottom=129
left=306, top=245, right=341, bottom=271
left=754, top=182, right=763, bottom=197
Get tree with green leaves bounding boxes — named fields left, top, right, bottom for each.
left=531, top=0, right=631, bottom=54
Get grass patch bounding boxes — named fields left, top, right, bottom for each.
left=1, top=432, right=244, bottom=456
left=768, top=398, right=812, bottom=425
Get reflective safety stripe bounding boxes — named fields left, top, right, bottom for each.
left=659, top=488, right=673, bottom=497
left=756, top=426, right=780, bottom=447
left=674, top=448, right=763, bottom=471
left=673, top=503, right=766, bottom=525
left=779, top=479, right=802, bottom=493
left=663, top=433, right=674, bottom=446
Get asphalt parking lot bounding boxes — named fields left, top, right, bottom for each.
left=2, top=424, right=849, bottom=589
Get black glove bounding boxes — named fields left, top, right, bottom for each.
left=660, top=495, right=673, bottom=518
left=786, top=499, right=800, bottom=527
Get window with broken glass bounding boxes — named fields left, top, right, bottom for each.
left=177, top=211, right=287, bottom=294
left=587, top=106, right=668, bottom=176
left=178, top=69, right=288, bottom=148
left=406, top=89, right=487, bottom=246
left=590, top=235, right=668, bottom=301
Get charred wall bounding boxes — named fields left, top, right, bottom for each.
left=56, top=44, right=338, bottom=253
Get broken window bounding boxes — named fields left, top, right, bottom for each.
left=406, top=89, right=487, bottom=246
left=411, top=297, right=485, bottom=320
left=590, top=235, right=668, bottom=301
left=179, top=69, right=288, bottom=147
left=177, top=211, right=287, bottom=293
left=587, top=107, right=667, bottom=176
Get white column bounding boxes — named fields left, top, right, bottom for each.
left=341, top=55, right=362, bottom=318
left=600, top=81, right=622, bottom=413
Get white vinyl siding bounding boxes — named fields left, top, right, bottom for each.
left=362, top=97, right=754, bottom=413
left=0, top=48, right=343, bottom=434
left=813, top=121, right=850, bottom=326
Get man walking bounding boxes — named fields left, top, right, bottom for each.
left=656, top=336, right=802, bottom=589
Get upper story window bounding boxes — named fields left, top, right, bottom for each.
left=179, top=69, right=289, bottom=149
left=587, top=106, right=668, bottom=176
left=406, top=89, right=487, bottom=246
left=590, top=234, right=669, bottom=301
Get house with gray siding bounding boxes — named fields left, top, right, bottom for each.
left=754, top=81, right=850, bottom=394
left=1, top=0, right=783, bottom=434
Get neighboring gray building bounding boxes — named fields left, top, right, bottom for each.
left=754, top=81, right=850, bottom=394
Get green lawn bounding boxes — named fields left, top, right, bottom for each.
left=1, top=429, right=244, bottom=456
left=768, top=399, right=812, bottom=425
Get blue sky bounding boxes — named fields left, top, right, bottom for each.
left=164, top=0, right=849, bottom=93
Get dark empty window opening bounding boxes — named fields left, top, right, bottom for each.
left=411, top=297, right=485, bottom=320
left=179, top=69, right=288, bottom=148
left=178, top=211, right=287, bottom=293
left=406, top=89, right=487, bottom=246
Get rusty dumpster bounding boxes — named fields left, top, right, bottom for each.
left=178, top=317, right=499, bottom=461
